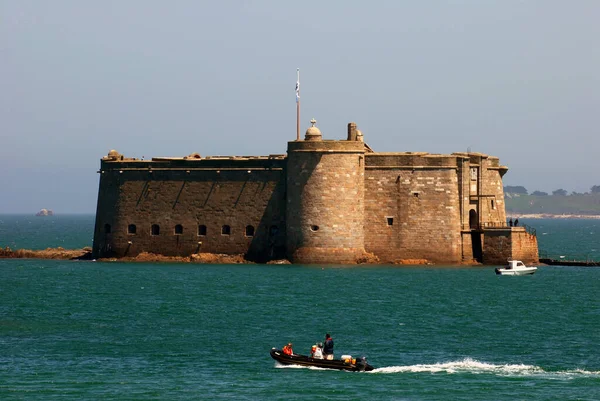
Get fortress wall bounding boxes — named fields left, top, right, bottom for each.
left=92, top=143, right=537, bottom=265
left=92, top=158, right=286, bottom=260
left=362, top=170, right=401, bottom=263
left=482, top=228, right=538, bottom=265
left=92, top=170, right=122, bottom=258
left=480, top=157, right=507, bottom=226
left=480, top=229, right=512, bottom=264
left=286, top=140, right=365, bottom=264
left=366, top=153, right=459, bottom=168
left=510, top=229, right=539, bottom=265
left=364, top=154, right=463, bottom=263
left=458, top=154, right=507, bottom=229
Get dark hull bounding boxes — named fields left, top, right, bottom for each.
left=270, top=348, right=374, bottom=372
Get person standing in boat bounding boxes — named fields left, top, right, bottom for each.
left=283, top=343, right=293, bottom=355
left=323, top=334, right=334, bottom=360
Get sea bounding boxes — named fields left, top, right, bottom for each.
left=0, top=215, right=599, bottom=400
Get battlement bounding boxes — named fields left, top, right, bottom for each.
left=99, top=150, right=287, bottom=172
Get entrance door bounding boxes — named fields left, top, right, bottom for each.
left=471, top=231, right=483, bottom=262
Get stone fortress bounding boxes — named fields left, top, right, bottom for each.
left=92, top=120, right=539, bottom=265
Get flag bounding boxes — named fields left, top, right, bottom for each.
left=295, top=69, right=300, bottom=103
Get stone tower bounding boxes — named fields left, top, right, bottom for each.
left=286, top=120, right=367, bottom=263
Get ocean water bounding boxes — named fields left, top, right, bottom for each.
left=0, top=215, right=599, bottom=400
left=0, top=214, right=94, bottom=250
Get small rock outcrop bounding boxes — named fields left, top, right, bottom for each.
left=0, top=246, right=91, bottom=260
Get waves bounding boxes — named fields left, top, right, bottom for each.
left=371, top=358, right=600, bottom=378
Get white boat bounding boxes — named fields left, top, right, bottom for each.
left=495, top=260, right=537, bottom=276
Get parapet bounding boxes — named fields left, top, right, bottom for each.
left=366, top=152, right=460, bottom=169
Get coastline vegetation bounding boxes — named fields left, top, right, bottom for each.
left=505, top=185, right=600, bottom=216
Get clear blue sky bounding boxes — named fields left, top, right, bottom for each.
left=2, top=1, right=599, bottom=213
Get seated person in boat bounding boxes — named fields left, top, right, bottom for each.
left=282, top=342, right=294, bottom=355
left=310, top=343, right=324, bottom=359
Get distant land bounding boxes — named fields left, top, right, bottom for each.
left=506, top=212, right=600, bottom=219
left=505, top=190, right=600, bottom=218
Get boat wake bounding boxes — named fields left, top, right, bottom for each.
left=370, top=358, right=600, bottom=378
left=275, top=358, right=600, bottom=378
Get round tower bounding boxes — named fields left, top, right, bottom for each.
left=286, top=119, right=366, bottom=264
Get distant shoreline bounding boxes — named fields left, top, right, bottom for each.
left=506, top=213, right=600, bottom=219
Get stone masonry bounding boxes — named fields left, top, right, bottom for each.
left=92, top=122, right=539, bottom=265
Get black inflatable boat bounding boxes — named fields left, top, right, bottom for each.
left=270, top=348, right=374, bottom=372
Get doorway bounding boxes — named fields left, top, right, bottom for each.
left=471, top=231, right=483, bottom=262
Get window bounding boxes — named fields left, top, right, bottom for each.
left=221, top=225, right=231, bottom=235
left=245, top=225, right=255, bottom=237
left=175, top=224, right=183, bottom=235
left=310, top=225, right=319, bottom=232
left=413, top=192, right=419, bottom=198
left=269, top=225, right=279, bottom=236
left=491, top=199, right=496, bottom=210
left=470, top=167, right=478, bottom=181
left=198, top=225, right=207, bottom=236
left=128, top=224, right=137, bottom=234
left=151, top=224, right=160, bottom=236
left=387, top=217, right=394, bottom=226
left=104, top=224, right=111, bottom=234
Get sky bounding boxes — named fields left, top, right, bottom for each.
left=1, top=0, right=599, bottom=213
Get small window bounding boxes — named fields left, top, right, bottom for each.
left=245, top=225, right=255, bottom=237
left=104, top=224, right=111, bottom=234
left=413, top=192, right=419, bottom=198
left=470, top=167, right=478, bottom=181
left=491, top=199, right=496, bottom=210
left=386, top=217, right=394, bottom=226
left=198, top=225, right=207, bottom=236
left=128, top=224, right=137, bottom=234
left=221, top=225, right=231, bottom=235
left=151, top=224, right=160, bottom=236
left=310, top=225, right=319, bottom=232
left=174, top=224, right=183, bottom=235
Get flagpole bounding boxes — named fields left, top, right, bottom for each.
left=296, top=68, right=300, bottom=141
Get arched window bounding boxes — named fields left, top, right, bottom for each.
left=104, top=224, right=111, bottom=234
left=128, top=224, right=137, bottom=234
left=175, top=224, right=183, bottom=235
left=245, top=225, right=255, bottom=237
left=221, top=225, right=231, bottom=235
left=198, top=225, right=207, bottom=236
left=151, top=224, right=160, bottom=236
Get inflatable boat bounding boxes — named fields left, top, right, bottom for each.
left=270, top=348, right=374, bottom=372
